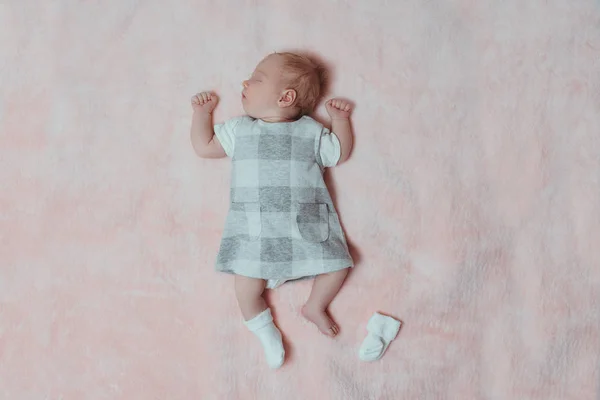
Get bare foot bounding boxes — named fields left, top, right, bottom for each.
left=301, top=305, right=339, bottom=337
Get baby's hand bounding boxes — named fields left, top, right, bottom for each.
left=191, top=92, right=219, bottom=114
left=325, top=98, right=352, bottom=120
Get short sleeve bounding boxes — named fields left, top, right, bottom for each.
left=319, top=127, right=342, bottom=168
left=214, top=117, right=242, bottom=157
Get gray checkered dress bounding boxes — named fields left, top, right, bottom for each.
left=215, top=115, right=354, bottom=280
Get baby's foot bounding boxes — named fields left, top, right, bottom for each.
left=301, top=305, right=339, bottom=337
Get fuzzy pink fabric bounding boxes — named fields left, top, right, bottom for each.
left=1, top=1, right=599, bottom=399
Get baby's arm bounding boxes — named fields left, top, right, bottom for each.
left=325, top=99, right=354, bottom=164
left=190, top=92, right=226, bottom=159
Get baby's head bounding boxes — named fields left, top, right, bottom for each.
left=241, top=52, right=325, bottom=121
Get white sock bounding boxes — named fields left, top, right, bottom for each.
left=359, top=312, right=402, bottom=362
left=244, top=308, right=285, bottom=369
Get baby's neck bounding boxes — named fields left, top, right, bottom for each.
left=259, top=116, right=300, bottom=123
left=259, top=117, right=300, bottom=123
left=256, top=109, right=302, bottom=123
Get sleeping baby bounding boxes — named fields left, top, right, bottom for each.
left=190, top=51, right=354, bottom=369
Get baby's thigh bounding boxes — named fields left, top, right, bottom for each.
left=234, top=275, right=267, bottom=298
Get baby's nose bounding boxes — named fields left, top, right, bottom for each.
left=242, top=80, right=249, bottom=88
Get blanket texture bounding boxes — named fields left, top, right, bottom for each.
left=1, top=0, right=599, bottom=399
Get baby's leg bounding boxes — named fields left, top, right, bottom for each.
left=234, top=275, right=267, bottom=320
left=302, top=268, right=349, bottom=337
left=235, top=275, right=285, bottom=368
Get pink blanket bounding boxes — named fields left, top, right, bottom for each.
left=1, top=0, right=599, bottom=398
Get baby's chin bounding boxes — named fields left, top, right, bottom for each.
left=242, top=104, right=261, bottom=119
left=241, top=102, right=252, bottom=116
left=244, top=111, right=259, bottom=119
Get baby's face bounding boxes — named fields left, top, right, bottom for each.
left=241, top=55, right=287, bottom=119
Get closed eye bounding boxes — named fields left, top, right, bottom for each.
left=250, top=71, right=265, bottom=82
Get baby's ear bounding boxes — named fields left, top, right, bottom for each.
left=278, top=89, right=297, bottom=108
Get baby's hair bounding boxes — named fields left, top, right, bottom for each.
left=270, top=51, right=327, bottom=116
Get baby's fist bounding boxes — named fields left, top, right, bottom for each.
left=191, top=92, right=219, bottom=114
left=326, top=98, right=352, bottom=120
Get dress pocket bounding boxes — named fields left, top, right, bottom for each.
left=241, top=202, right=262, bottom=241
left=296, top=203, right=330, bottom=243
